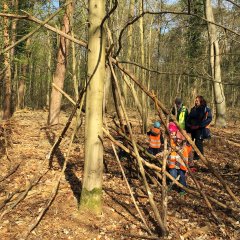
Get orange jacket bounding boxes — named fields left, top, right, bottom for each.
left=168, top=145, right=189, bottom=171
left=149, top=128, right=161, bottom=149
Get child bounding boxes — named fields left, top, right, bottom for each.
left=147, top=121, right=164, bottom=156
left=168, top=123, right=190, bottom=195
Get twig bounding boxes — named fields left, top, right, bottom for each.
left=47, top=89, right=85, bottom=168
left=0, top=190, right=22, bottom=211
left=225, top=0, right=240, bottom=9
left=177, top=149, right=221, bottom=224
left=52, top=82, right=76, bottom=106
left=161, top=118, right=169, bottom=227
left=0, top=168, right=48, bottom=220
left=0, top=163, right=20, bottom=182
left=110, top=136, right=153, bottom=235
left=23, top=110, right=80, bottom=239
left=118, top=61, right=239, bottom=86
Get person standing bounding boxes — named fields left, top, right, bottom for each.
left=172, top=98, right=188, bottom=130
left=168, top=129, right=190, bottom=195
left=186, top=96, right=212, bottom=160
left=147, top=121, right=164, bottom=156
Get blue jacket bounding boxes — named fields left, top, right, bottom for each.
left=187, top=105, right=212, bottom=129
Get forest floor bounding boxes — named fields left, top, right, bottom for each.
left=0, top=109, right=239, bottom=240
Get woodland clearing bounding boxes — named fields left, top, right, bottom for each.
left=0, top=109, right=239, bottom=240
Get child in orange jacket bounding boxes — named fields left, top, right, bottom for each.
left=147, top=121, right=164, bottom=156
left=168, top=123, right=192, bottom=195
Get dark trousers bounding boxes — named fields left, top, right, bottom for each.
left=191, top=129, right=203, bottom=159
left=147, top=147, right=161, bottom=156
left=169, top=168, right=187, bottom=188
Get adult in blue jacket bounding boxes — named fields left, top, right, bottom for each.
left=186, top=96, right=212, bottom=160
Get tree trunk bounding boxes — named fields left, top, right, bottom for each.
left=123, top=0, right=135, bottom=104
left=80, top=0, right=106, bottom=214
left=2, top=1, right=12, bottom=120
left=46, top=31, right=52, bottom=108
left=139, top=0, right=148, bottom=133
left=48, top=0, right=72, bottom=125
left=10, top=0, right=18, bottom=59
left=205, top=0, right=226, bottom=127
left=17, top=74, right=25, bottom=109
left=122, top=73, right=143, bottom=118
left=103, top=65, right=111, bottom=114
left=112, top=72, right=125, bottom=129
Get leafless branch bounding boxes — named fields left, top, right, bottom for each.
left=225, top=0, right=240, bottom=8
left=1, top=1, right=72, bottom=54
left=119, top=60, right=240, bottom=86
left=114, top=10, right=240, bottom=57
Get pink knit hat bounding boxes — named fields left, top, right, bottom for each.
left=168, top=122, right=178, bottom=133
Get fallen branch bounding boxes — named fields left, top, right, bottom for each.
left=182, top=225, right=210, bottom=238
left=23, top=110, right=79, bottom=239
left=176, top=149, right=221, bottom=224
left=0, top=163, right=20, bottom=183
left=110, top=136, right=153, bottom=235
left=0, top=168, right=48, bottom=220
left=0, top=190, right=22, bottom=211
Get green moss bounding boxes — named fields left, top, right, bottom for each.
left=79, top=187, right=102, bottom=214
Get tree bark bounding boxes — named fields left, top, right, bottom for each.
left=48, top=0, right=72, bottom=125
left=80, top=0, right=106, bottom=214
left=205, top=0, right=226, bottom=127
left=139, top=0, right=148, bottom=133
left=2, top=1, right=12, bottom=120
left=122, top=0, right=135, bottom=104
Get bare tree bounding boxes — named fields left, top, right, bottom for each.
left=2, top=1, right=12, bottom=120
left=205, top=0, right=226, bottom=126
left=80, top=0, right=106, bottom=214
left=48, top=0, right=72, bottom=125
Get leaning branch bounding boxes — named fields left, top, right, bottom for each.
left=109, top=59, right=166, bottom=236
left=113, top=59, right=239, bottom=204
left=225, top=0, right=240, bottom=9
left=1, top=1, right=72, bottom=54
left=103, top=127, right=239, bottom=214
left=0, top=11, right=87, bottom=48
left=119, top=61, right=240, bottom=86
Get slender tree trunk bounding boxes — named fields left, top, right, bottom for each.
left=123, top=0, right=135, bottom=104
left=103, top=65, right=111, bottom=114
left=205, top=0, right=226, bottom=127
left=72, top=32, right=78, bottom=101
left=80, top=0, right=106, bottom=214
left=48, top=0, right=72, bottom=125
left=10, top=0, right=18, bottom=59
left=139, top=0, right=147, bottom=133
left=112, top=74, right=125, bottom=129
left=122, top=73, right=143, bottom=118
left=17, top=72, right=25, bottom=109
left=2, top=2, right=12, bottom=120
